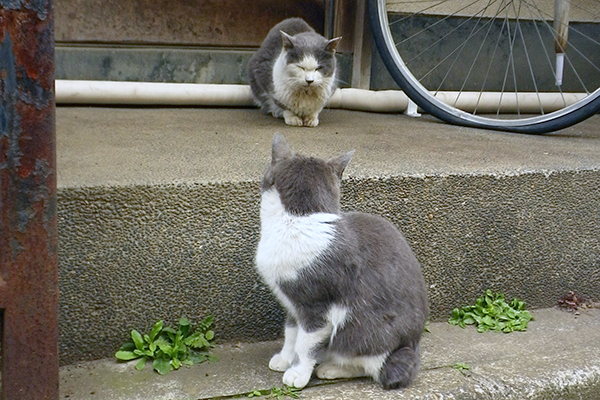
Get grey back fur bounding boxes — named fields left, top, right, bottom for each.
left=258, top=134, right=429, bottom=389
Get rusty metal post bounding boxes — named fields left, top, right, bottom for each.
left=0, top=0, right=59, bottom=399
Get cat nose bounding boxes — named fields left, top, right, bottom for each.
left=305, top=72, right=315, bottom=84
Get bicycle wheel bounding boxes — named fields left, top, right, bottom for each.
left=369, top=0, right=600, bottom=133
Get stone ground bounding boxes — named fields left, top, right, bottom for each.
left=60, top=307, right=600, bottom=400
left=57, top=108, right=600, bottom=188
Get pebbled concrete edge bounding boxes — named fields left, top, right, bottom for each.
left=57, top=169, right=600, bottom=365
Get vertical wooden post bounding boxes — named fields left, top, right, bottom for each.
left=351, top=0, right=373, bottom=89
left=324, top=0, right=336, bottom=39
left=329, top=0, right=373, bottom=89
left=0, top=0, right=59, bottom=399
left=330, top=0, right=356, bottom=53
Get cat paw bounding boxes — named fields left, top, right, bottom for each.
left=303, top=116, right=319, bottom=127
left=283, top=111, right=303, bottom=126
left=316, top=363, right=365, bottom=380
left=283, top=366, right=312, bottom=389
left=269, top=353, right=293, bottom=372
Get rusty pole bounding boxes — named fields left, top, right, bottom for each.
left=0, top=0, right=59, bottom=399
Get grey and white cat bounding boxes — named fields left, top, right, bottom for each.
left=247, top=18, right=340, bottom=127
left=255, top=134, right=429, bottom=390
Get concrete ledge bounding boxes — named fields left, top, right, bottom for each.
left=59, top=308, right=600, bottom=399
left=57, top=108, right=600, bottom=365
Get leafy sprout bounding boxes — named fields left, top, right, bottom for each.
left=423, top=318, right=431, bottom=334
left=246, top=386, right=301, bottom=399
left=115, top=315, right=216, bottom=375
left=271, top=387, right=302, bottom=399
left=453, top=362, right=471, bottom=371
left=449, top=290, right=533, bottom=333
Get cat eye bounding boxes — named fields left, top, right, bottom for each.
left=316, top=66, right=323, bottom=71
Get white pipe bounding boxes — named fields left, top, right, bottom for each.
left=55, top=80, right=254, bottom=106
left=327, top=87, right=408, bottom=112
left=55, top=80, right=585, bottom=114
left=55, top=80, right=410, bottom=111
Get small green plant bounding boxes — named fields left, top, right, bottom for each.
left=452, top=362, right=471, bottom=371
left=247, top=389, right=264, bottom=398
left=449, top=290, right=533, bottom=333
left=423, top=318, right=431, bottom=334
left=452, top=362, right=472, bottom=377
left=115, top=315, right=215, bottom=375
left=246, top=386, right=301, bottom=399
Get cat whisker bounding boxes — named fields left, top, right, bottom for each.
left=335, top=78, right=351, bottom=87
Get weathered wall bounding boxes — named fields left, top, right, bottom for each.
left=54, top=47, right=354, bottom=86
left=53, top=0, right=357, bottom=84
left=54, top=0, right=325, bottom=46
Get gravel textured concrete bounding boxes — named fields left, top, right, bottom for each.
left=56, top=107, right=600, bottom=366
left=59, top=307, right=600, bottom=399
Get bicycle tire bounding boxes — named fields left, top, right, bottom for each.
left=369, top=0, right=600, bottom=134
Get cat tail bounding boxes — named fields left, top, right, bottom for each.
left=379, top=344, right=420, bottom=390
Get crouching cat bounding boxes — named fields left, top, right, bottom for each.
left=255, top=134, right=429, bottom=389
left=247, top=18, right=340, bottom=127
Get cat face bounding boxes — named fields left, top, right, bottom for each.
left=279, top=31, right=341, bottom=91
left=293, top=55, right=324, bottom=87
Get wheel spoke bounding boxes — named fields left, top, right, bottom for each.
left=513, top=0, right=544, bottom=114
left=417, top=2, right=512, bottom=82
left=520, top=0, right=567, bottom=107
left=520, top=0, right=597, bottom=93
left=456, top=0, right=511, bottom=111
left=394, top=0, right=491, bottom=47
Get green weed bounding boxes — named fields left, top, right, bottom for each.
left=452, top=362, right=471, bottom=371
left=246, top=386, right=301, bottom=399
left=449, top=290, right=533, bottom=333
left=115, top=315, right=215, bottom=375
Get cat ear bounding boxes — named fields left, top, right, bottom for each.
left=329, top=150, right=354, bottom=179
left=280, top=31, right=295, bottom=50
left=271, top=133, right=293, bottom=164
left=325, top=36, right=342, bottom=53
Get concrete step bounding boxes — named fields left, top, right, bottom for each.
left=59, top=307, right=600, bottom=399
left=56, top=107, right=600, bottom=366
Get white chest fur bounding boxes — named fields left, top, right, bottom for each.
left=255, top=189, right=339, bottom=288
left=272, top=52, right=334, bottom=116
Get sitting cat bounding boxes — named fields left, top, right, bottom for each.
left=255, top=134, right=429, bottom=389
left=247, top=18, right=341, bottom=127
